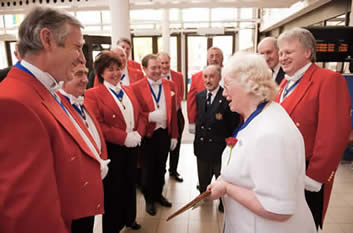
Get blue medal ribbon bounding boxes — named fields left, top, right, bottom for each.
left=109, top=88, right=124, bottom=102
left=282, top=77, right=302, bottom=99
left=121, top=74, right=125, bottom=81
left=232, top=101, right=268, bottom=138
left=148, top=82, right=162, bottom=108
left=15, top=62, right=68, bottom=116
left=63, top=96, right=86, bottom=121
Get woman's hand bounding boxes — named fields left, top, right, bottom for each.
left=206, top=177, right=228, bottom=200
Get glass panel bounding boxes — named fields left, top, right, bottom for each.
left=169, top=8, right=180, bottom=21
left=184, top=23, right=209, bottom=28
left=239, top=29, right=253, bottom=51
left=240, top=8, right=253, bottom=19
left=211, top=8, right=236, bottom=21
left=102, top=11, right=111, bottom=24
left=157, top=36, right=178, bottom=71
left=133, top=37, right=153, bottom=64
left=212, top=36, right=233, bottom=66
left=83, top=26, right=102, bottom=32
left=182, top=8, right=209, bottom=22
left=130, top=10, right=161, bottom=21
left=9, top=41, right=18, bottom=65
left=0, top=41, right=7, bottom=68
left=4, top=14, right=24, bottom=27
left=187, top=36, right=207, bottom=89
left=76, top=11, right=101, bottom=25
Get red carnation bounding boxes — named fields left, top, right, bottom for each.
left=225, top=137, right=238, bottom=147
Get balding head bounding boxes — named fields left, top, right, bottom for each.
left=258, top=37, right=279, bottom=70
left=111, top=46, right=127, bottom=69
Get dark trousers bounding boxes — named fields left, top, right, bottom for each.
left=142, top=128, right=170, bottom=202
left=196, top=157, right=221, bottom=193
left=71, top=216, right=94, bottom=233
left=169, top=109, right=185, bottom=174
left=305, top=160, right=324, bottom=230
left=103, top=143, right=138, bottom=233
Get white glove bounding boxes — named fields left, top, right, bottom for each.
left=189, top=123, right=195, bottom=134
left=148, top=110, right=167, bottom=123
left=304, top=175, right=322, bottom=192
left=100, top=159, right=111, bottom=180
left=170, top=138, right=178, bottom=151
left=132, top=131, right=142, bottom=146
left=124, top=131, right=141, bottom=148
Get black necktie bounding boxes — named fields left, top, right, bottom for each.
left=206, top=92, right=212, bottom=112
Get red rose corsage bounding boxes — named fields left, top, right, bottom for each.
left=225, top=137, right=238, bottom=165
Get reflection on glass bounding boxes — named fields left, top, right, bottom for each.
left=182, top=8, right=209, bottom=21
left=76, top=11, right=101, bottom=25
left=239, top=29, right=253, bottom=51
left=102, top=11, right=111, bottom=24
left=133, top=37, right=153, bottom=63
left=212, top=36, right=233, bottom=66
left=211, top=8, right=236, bottom=21
left=4, top=14, right=24, bottom=27
left=157, top=36, right=178, bottom=71
left=130, top=10, right=161, bottom=21
left=187, top=36, right=207, bottom=89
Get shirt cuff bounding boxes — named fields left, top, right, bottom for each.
left=305, top=175, right=322, bottom=192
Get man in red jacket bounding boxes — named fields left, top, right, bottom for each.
left=0, top=6, right=104, bottom=233
left=187, top=47, right=224, bottom=133
left=158, top=52, right=185, bottom=182
left=117, top=37, right=142, bottom=71
left=275, top=27, right=351, bottom=231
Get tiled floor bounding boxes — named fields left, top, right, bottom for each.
left=94, top=142, right=353, bottom=233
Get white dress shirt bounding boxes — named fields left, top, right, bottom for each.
left=121, top=67, right=130, bottom=86
left=103, top=81, right=135, bottom=132
left=147, top=77, right=167, bottom=130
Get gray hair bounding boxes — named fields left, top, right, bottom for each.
left=18, top=6, right=83, bottom=57
left=258, top=37, right=278, bottom=50
left=157, top=51, right=171, bottom=60
left=278, top=27, right=316, bottom=62
left=222, top=51, right=279, bottom=102
left=203, top=64, right=222, bottom=78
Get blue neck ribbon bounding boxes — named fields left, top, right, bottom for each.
left=232, top=101, right=268, bottom=138
left=148, top=82, right=162, bottom=108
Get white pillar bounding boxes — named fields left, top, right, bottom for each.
left=161, top=9, right=170, bottom=53
left=109, top=0, right=131, bottom=47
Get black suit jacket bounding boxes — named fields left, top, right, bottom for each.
left=275, top=67, right=285, bottom=85
left=194, top=87, right=240, bottom=161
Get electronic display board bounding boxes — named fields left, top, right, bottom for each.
left=306, top=27, right=353, bottom=62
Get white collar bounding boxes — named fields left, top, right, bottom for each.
left=272, top=63, right=281, bottom=73
left=285, top=63, right=312, bottom=82
left=162, top=71, right=171, bottom=80
left=59, top=89, right=84, bottom=106
left=147, top=77, right=162, bottom=86
left=21, top=60, right=63, bottom=95
left=207, top=85, right=220, bottom=97
left=104, top=80, right=122, bottom=93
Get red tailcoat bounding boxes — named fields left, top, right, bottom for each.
left=170, top=69, right=184, bottom=109
left=130, top=78, right=178, bottom=139
left=57, top=92, right=108, bottom=160
left=128, top=59, right=142, bottom=71
left=187, top=71, right=205, bottom=124
left=0, top=67, right=104, bottom=233
left=274, top=63, right=351, bottom=223
left=85, top=84, right=147, bottom=145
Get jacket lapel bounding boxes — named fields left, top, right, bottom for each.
left=162, top=79, right=172, bottom=127
left=198, top=90, right=207, bottom=122
left=58, top=92, right=101, bottom=156
left=280, top=64, right=316, bottom=115
left=207, top=87, right=223, bottom=119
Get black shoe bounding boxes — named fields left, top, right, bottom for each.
left=158, top=196, right=172, bottom=207
left=218, top=202, right=224, bottom=213
left=127, top=222, right=141, bottom=230
left=170, top=172, right=183, bottom=182
left=145, top=202, right=156, bottom=216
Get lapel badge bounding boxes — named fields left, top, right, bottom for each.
left=215, top=113, right=223, bottom=120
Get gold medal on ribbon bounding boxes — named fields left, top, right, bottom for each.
left=215, top=113, right=223, bottom=120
